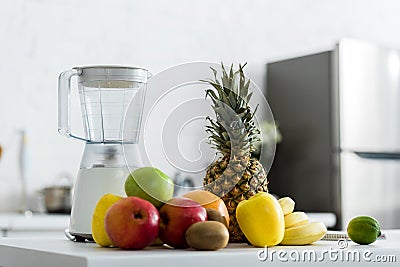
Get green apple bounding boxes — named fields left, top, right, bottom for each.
left=125, top=167, right=174, bottom=208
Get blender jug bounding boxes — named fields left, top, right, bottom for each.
left=58, top=66, right=149, bottom=241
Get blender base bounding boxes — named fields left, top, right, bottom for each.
left=64, top=229, right=94, bottom=243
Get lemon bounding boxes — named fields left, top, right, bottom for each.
left=347, top=216, right=381, bottom=245
left=92, top=194, right=123, bottom=247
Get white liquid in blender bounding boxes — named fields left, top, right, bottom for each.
left=69, top=167, right=129, bottom=235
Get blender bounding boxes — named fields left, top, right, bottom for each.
left=58, top=66, right=149, bottom=241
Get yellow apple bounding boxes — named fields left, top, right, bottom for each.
left=236, top=192, right=284, bottom=247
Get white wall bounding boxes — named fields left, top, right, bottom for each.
left=1, top=0, right=400, bottom=211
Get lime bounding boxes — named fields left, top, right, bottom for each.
left=347, top=216, right=381, bottom=245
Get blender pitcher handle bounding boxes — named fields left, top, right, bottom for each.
left=58, top=69, right=86, bottom=141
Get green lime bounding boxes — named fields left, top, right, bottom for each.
left=347, top=216, right=381, bottom=245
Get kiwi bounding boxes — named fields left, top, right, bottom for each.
left=185, top=221, right=229, bottom=250
left=206, top=208, right=228, bottom=228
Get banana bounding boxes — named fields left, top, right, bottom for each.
left=280, top=221, right=327, bottom=245
left=284, top=211, right=309, bottom=229
left=278, top=197, right=295, bottom=215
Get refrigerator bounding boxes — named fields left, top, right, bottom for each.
left=266, top=38, right=400, bottom=229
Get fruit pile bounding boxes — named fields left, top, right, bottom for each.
left=91, top=167, right=229, bottom=250
left=91, top=167, right=330, bottom=250
left=87, top=63, right=377, bottom=251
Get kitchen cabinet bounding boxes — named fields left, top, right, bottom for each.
left=0, top=230, right=399, bottom=267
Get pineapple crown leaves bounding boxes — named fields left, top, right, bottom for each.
left=202, top=63, right=261, bottom=156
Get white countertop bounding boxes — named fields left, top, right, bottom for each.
left=0, top=230, right=399, bottom=267
left=0, top=213, right=69, bottom=232
left=0, top=213, right=69, bottom=238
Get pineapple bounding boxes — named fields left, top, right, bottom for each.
left=203, top=63, right=269, bottom=242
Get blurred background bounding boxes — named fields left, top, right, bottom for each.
left=0, top=0, right=399, bottom=221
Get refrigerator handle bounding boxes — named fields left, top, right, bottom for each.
left=355, top=152, right=400, bottom=160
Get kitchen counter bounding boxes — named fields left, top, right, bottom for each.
left=0, top=213, right=69, bottom=237
left=0, top=230, right=399, bottom=267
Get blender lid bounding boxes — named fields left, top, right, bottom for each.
left=74, top=65, right=149, bottom=71
left=73, top=65, right=151, bottom=83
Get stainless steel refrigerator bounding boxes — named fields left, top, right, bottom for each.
left=266, top=39, right=400, bottom=229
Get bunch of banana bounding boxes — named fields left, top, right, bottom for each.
left=278, top=197, right=327, bottom=245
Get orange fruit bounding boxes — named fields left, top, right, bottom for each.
left=182, top=190, right=229, bottom=227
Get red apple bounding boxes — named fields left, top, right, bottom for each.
left=105, top=196, right=159, bottom=249
left=158, top=197, right=207, bottom=248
